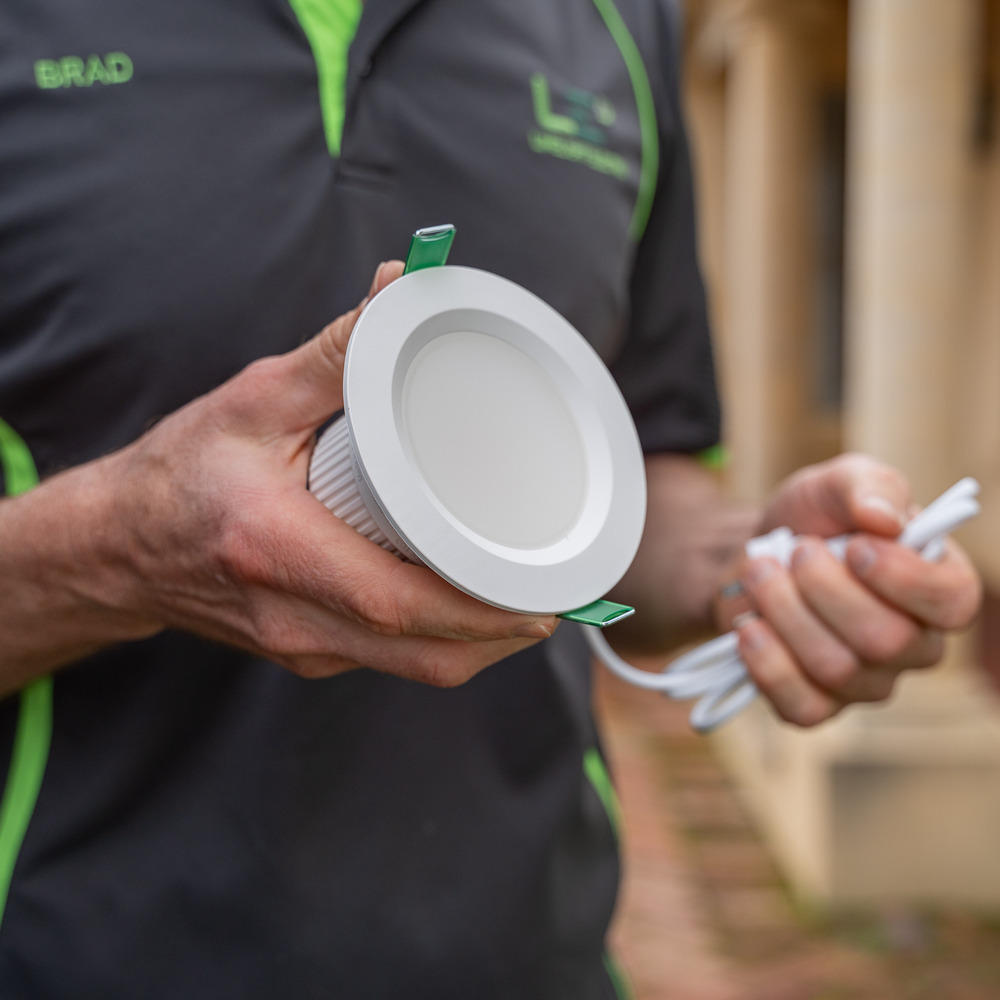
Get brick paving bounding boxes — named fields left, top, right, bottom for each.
left=593, top=665, right=1000, bottom=1000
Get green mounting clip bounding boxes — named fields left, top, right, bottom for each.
left=559, top=600, right=635, bottom=628
left=404, top=224, right=457, bottom=274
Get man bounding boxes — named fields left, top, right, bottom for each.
left=0, top=0, right=979, bottom=996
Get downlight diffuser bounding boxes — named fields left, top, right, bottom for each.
left=309, top=227, right=646, bottom=618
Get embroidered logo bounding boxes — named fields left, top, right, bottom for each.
left=527, top=72, right=627, bottom=179
left=34, top=53, right=134, bottom=89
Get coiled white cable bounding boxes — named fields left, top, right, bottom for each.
left=584, top=477, right=982, bottom=733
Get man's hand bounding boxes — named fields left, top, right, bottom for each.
left=0, top=261, right=555, bottom=693
left=720, top=453, right=982, bottom=726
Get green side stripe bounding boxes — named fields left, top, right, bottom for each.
left=583, top=746, right=622, bottom=844
left=0, top=420, right=39, bottom=498
left=697, top=443, right=730, bottom=471
left=604, top=951, right=637, bottom=1000
left=286, top=0, right=363, bottom=156
left=0, top=419, right=53, bottom=930
left=590, top=0, right=659, bottom=241
left=584, top=746, right=634, bottom=999
left=0, top=680, right=52, bottom=925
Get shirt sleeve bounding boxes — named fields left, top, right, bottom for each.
left=609, top=0, right=722, bottom=457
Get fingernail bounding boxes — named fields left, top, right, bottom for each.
left=792, top=539, right=818, bottom=569
left=371, top=261, right=387, bottom=291
left=859, top=494, right=906, bottom=530
left=738, top=618, right=768, bottom=652
left=847, top=539, right=877, bottom=576
left=732, top=610, right=759, bottom=630
left=745, top=559, right=775, bottom=586
left=514, top=620, right=553, bottom=640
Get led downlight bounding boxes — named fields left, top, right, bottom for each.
left=309, top=227, right=646, bottom=617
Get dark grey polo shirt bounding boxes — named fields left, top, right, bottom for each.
left=0, top=1, right=718, bottom=997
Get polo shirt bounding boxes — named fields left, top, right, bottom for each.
left=0, top=1, right=718, bottom=996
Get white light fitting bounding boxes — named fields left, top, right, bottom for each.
left=309, top=226, right=646, bottom=619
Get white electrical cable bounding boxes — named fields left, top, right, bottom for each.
left=584, top=477, right=982, bottom=734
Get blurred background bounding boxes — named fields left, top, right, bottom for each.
left=596, top=1, right=1000, bottom=996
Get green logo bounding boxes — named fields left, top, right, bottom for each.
left=527, top=72, right=627, bottom=179
left=34, top=52, right=133, bottom=89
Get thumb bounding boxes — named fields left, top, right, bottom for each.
left=761, top=453, right=911, bottom=539
left=840, top=457, right=910, bottom=538
left=367, top=258, right=406, bottom=298
left=274, top=260, right=406, bottom=431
